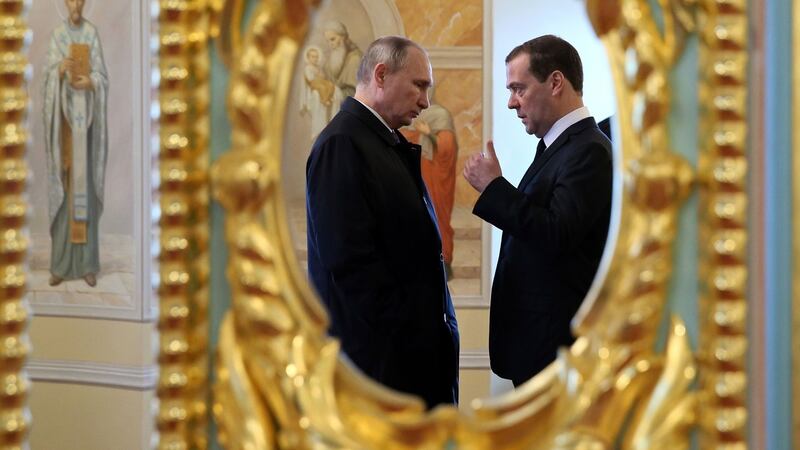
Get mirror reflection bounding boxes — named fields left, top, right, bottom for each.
left=21, top=0, right=617, bottom=446
left=285, top=0, right=616, bottom=407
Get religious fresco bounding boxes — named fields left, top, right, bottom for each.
left=298, top=20, right=364, bottom=142
left=28, top=0, right=142, bottom=317
left=42, top=0, right=109, bottom=289
left=399, top=92, right=459, bottom=277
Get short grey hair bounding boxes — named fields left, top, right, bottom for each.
left=356, top=36, right=426, bottom=85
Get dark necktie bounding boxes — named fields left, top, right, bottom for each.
left=535, top=139, right=546, bottom=162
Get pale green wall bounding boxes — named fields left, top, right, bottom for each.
left=664, top=35, right=700, bottom=351
left=764, top=0, right=794, bottom=447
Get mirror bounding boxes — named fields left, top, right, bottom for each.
left=278, top=0, right=617, bottom=403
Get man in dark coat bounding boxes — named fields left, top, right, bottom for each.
left=464, top=35, right=612, bottom=387
left=306, top=36, right=459, bottom=408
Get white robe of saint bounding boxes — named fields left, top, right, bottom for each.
left=42, top=19, right=108, bottom=279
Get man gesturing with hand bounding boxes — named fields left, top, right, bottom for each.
left=464, top=35, right=612, bottom=387
left=464, top=140, right=502, bottom=192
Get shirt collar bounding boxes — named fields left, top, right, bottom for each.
left=542, top=106, right=591, bottom=149
left=353, top=97, right=394, bottom=133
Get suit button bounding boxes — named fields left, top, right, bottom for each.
left=439, top=253, right=444, bottom=262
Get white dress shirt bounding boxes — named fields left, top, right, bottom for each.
left=353, top=97, right=394, bottom=133
left=542, top=106, right=592, bottom=149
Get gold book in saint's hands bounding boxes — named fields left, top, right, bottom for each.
left=69, top=44, right=91, bottom=79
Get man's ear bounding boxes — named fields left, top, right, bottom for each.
left=550, top=70, right=565, bottom=95
left=374, top=63, right=387, bottom=88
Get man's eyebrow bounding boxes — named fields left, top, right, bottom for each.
left=507, top=82, right=524, bottom=89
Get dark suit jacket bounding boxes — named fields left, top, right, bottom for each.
left=598, top=116, right=612, bottom=141
left=306, top=97, right=460, bottom=408
left=473, top=117, right=612, bottom=384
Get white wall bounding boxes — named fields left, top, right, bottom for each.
left=490, top=0, right=616, bottom=394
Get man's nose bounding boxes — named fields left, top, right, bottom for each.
left=419, top=93, right=430, bottom=109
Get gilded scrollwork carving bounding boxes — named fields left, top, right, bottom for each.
left=208, top=0, right=749, bottom=448
left=156, top=0, right=212, bottom=448
left=0, top=0, right=30, bottom=447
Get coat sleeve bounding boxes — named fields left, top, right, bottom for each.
left=306, top=134, right=409, bottom=320
left=473, top=141, right=612, bottom=257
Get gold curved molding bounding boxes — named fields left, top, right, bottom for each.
left=209, top=0, right=749, bottom=448
left=156, top=0, right=211, bottom=448
left=0, top=0, right=30, bottom=447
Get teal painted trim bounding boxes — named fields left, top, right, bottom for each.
left=209, top=39, right=233, bottom=371
left=666, top=35, right=700, bottom=352
left=764, top=0, right=794, bottom=448
left=208, top=40, right=232, bottom=450
left=646, top=0, right=665, bottom=35
left=665, top=33, right=701, bottom=450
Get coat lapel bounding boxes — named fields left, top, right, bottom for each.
left=517, top=117, right=598, bottom=192
left=340, top=97, right=398, bottom=147
left=343, top=97, right=444, bottom=244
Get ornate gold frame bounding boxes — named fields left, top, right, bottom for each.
left=0, top=0, right=31, bottom=446
left=696, top=1, right=749, bottom=447
left=202, top=0, right=751, bottom=448
left=156, top=0, right=212, bottom=448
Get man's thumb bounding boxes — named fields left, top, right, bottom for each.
left=485, top=140, right=498, bottom=159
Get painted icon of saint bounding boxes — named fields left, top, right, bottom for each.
left=42, top=0, right=109, bottom=287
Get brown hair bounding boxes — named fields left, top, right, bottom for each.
left=506, top=35, right=583, bottom=93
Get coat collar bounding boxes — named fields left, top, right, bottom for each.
left=340, top=96, right=400, bottom=147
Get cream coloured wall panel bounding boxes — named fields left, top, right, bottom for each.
left=456, top=308, right=489, bottom=351
left=459, top=368, right=491, bottom=410
left=29, top=317, right=155, bottom=366
left=30, top=383, right=154, bottom=450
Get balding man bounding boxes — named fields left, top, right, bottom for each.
left=322, top=21, right=362, bottom=99
left=306, top=36, right=459, bottom=409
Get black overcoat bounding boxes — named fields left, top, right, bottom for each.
left=306, top=97, right=460, bottom=408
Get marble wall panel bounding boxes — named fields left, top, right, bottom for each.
left=396, top=0, right=483, bottom=47
left=431, top=69, right=483, bottom=207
